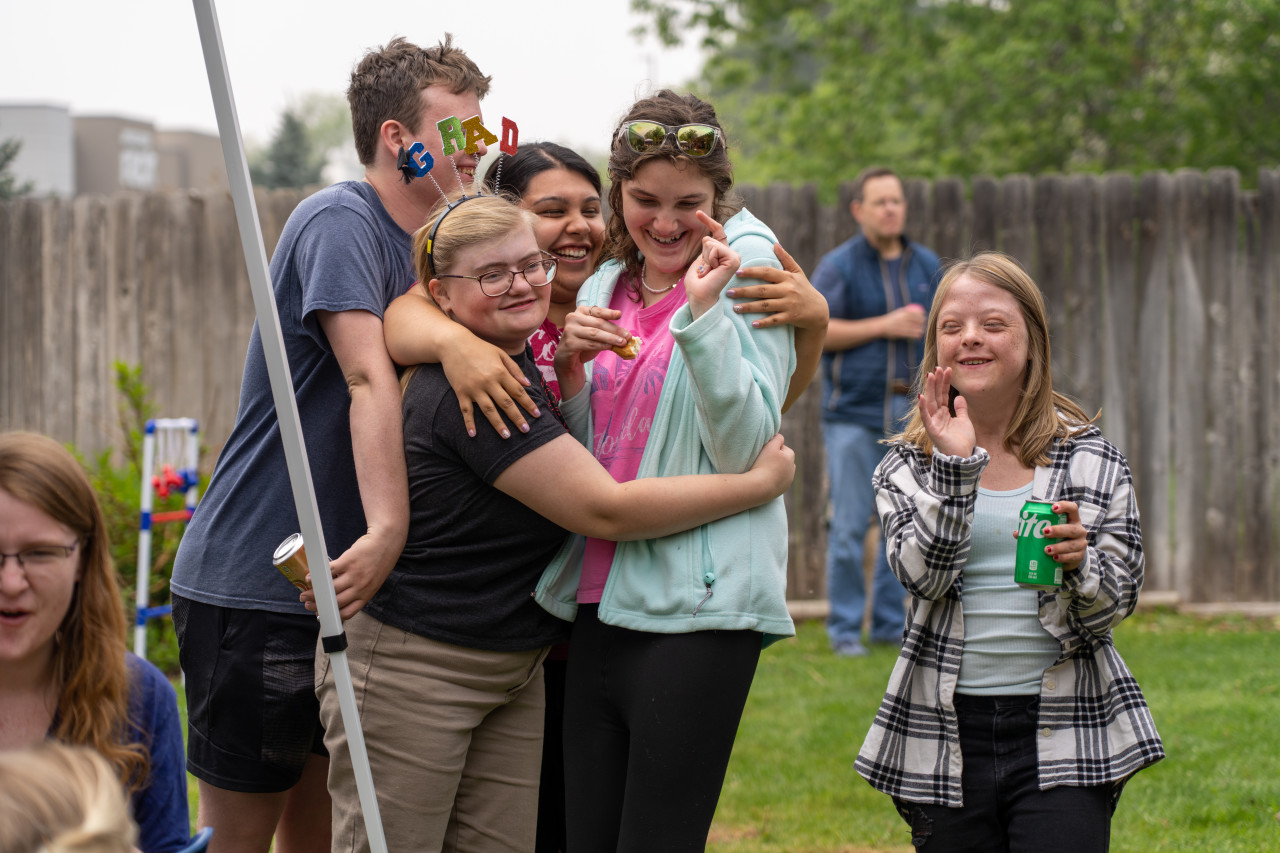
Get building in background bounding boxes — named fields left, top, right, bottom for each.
left=0, top=103, right=75, bottom=197
left=1, top=103, right=227, bottom=197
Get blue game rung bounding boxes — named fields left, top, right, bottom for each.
left=135, top=604, right=174, bottom=626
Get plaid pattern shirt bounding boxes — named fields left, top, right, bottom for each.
left=855, top=424, right=1165, bottom=806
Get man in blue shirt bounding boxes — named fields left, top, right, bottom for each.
left=812, top=167, right=941, bottom=656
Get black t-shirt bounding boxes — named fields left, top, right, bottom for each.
left=364, top=350, right=571, bottom=651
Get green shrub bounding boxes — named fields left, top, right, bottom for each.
left=76, top=362, right=205, bottom=676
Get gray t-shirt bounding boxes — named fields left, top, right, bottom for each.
left=171, top=181, right=413, bottom=613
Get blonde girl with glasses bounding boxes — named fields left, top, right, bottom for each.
left=316, top=190, right=796, bottom=853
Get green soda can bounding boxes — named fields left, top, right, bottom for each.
left=1014, top=500, right=1067, bottom=590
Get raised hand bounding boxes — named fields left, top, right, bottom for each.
left=920, top=366, right=975, bottom=458
left=685, top=244, right=742, bottom=320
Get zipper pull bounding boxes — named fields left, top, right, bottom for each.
left=692, top=571, right=716, bottom=616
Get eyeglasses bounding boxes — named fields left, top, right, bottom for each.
left=1, top=541, right=79, bottom=570
left=617, top=121, right=723, bottom=157
left=437, top=253, right=558, bottom=297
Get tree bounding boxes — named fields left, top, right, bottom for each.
left=632, top=0, right=1280, bottom=189
left=249, top=109, right=325, bottom=189
left=0, top=137, right=35, bottom=200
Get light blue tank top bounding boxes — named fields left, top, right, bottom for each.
left=957, top=482, right=1061, bottom=695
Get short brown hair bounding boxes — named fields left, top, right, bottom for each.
left=851, top=166, right=901, bottom=203
left=600, top=90, right=741, bottom=293
left=347, top=34, right=491, bottom=166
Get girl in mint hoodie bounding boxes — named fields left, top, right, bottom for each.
left=539, top=90, right=800, bottom=852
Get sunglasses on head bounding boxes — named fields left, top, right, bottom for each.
left=617, top=121, right=723, bottom=157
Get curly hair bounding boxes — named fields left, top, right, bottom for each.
left=0, top=432, right=147, bottom=791
left=600, top=90, right=741, bottom=296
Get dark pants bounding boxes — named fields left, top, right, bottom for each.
left=894, top=694, right=1113, bottom=852
left=563, top=605, right=761, bottom=853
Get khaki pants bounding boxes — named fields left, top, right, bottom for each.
left=317, top=611, right=548, bottom=853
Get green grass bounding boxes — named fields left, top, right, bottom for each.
left=171, top=609, right=1280, bottom=850
left=707, top=609, right=1280, bottom=852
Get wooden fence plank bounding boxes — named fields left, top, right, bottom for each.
left=0, top=201, right=12, bottom=433
left=169, top=192, right=205, bottom=426
left=1172, top=170, right=1208, bottom=601
left=1033, top=175, right=1069, bottom=395
left=71, top=196, right=112, bottom=453
left=42, top=202, right=75, bottom=447
left=1204, top=169, right=1240, bottom=598
left=1135, top=172, right=1174, bottom=592
left=1257, top=169, right=1280, bottom=602
left=999, top=175, right=1034, bottom=267
left=970, top=176, right=998, bottom=254
left=932, top=178, right=965, bottom=262
left=1066, top=175, right=1103, bottom=414
left=1101, top=174, right=1137, bottom=458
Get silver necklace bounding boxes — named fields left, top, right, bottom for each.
left=640, top=261, right=679, bottom=295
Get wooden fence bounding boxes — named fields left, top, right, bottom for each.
left=4, top=168, right=1280, bottom=605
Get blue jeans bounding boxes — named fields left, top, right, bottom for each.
left=823, top=408, right=909, bottom=646
left=893, top=694, right=1114, bottom=852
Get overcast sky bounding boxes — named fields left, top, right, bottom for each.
left=0, top=0, right=706, bottom=156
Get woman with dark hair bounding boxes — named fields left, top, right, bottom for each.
left=534, top=89, right=798, bottom=852
left=857, top=251, right=1163, bottom=851
left=0, top=432, right=189, bottom=853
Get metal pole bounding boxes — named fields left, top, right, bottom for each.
left=188, top=3, right=387, bottom=850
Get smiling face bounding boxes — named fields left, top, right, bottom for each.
left=620, top=158, right=716, bottom=283
left=934, top=274, right=1030, bottom=412
left=429, top=226, right=550, bottom=355
left=412, top=83, right=485, bottom=195
left=0, top=486, right=80, bottom=676
left=522, top=168, right=604, bottom=303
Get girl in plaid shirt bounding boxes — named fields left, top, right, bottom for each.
left=855, top=251, right=1163, bottom=851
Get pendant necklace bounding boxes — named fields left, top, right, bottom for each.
left=640, top=261, right=679, bottom=295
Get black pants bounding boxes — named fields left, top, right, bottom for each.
left=894, top=694, right=1114, bottom=852
left=562, top=605, right=761, bottom=853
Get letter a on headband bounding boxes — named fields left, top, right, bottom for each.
left=461, top=116, right=498, bottom=155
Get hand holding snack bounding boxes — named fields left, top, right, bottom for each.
left=611, top=334, right=642, bottom=360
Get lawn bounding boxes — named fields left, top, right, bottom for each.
left=173, top=608, right=1280, bottom=850
left=708, top=609, right=1280, bottom=852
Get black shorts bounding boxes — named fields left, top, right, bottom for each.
left=172, top=594, right=327, bottom=793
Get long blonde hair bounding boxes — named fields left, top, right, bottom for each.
left=0, top=741, right=138, bottom=853
left=894, top=252, right=1094, bottom=466
left=0, top=433, right=147, bottom=790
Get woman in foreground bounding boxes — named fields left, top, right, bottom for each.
left=856, top=251, right=1163, bottom=851
left=0, top=431, right=189, bottom=853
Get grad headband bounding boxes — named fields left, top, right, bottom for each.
left=396, top=114, right=521, bottom=275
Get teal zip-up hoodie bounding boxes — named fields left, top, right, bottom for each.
left=534, top=208, right=797, bottom=640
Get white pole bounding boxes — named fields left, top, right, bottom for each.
left=188, top=3, right=388, bottom=851
left=134, top=421, right=157, bottom=658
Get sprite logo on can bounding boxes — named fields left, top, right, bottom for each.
left=1014, top=500, right=1066, bottom=590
